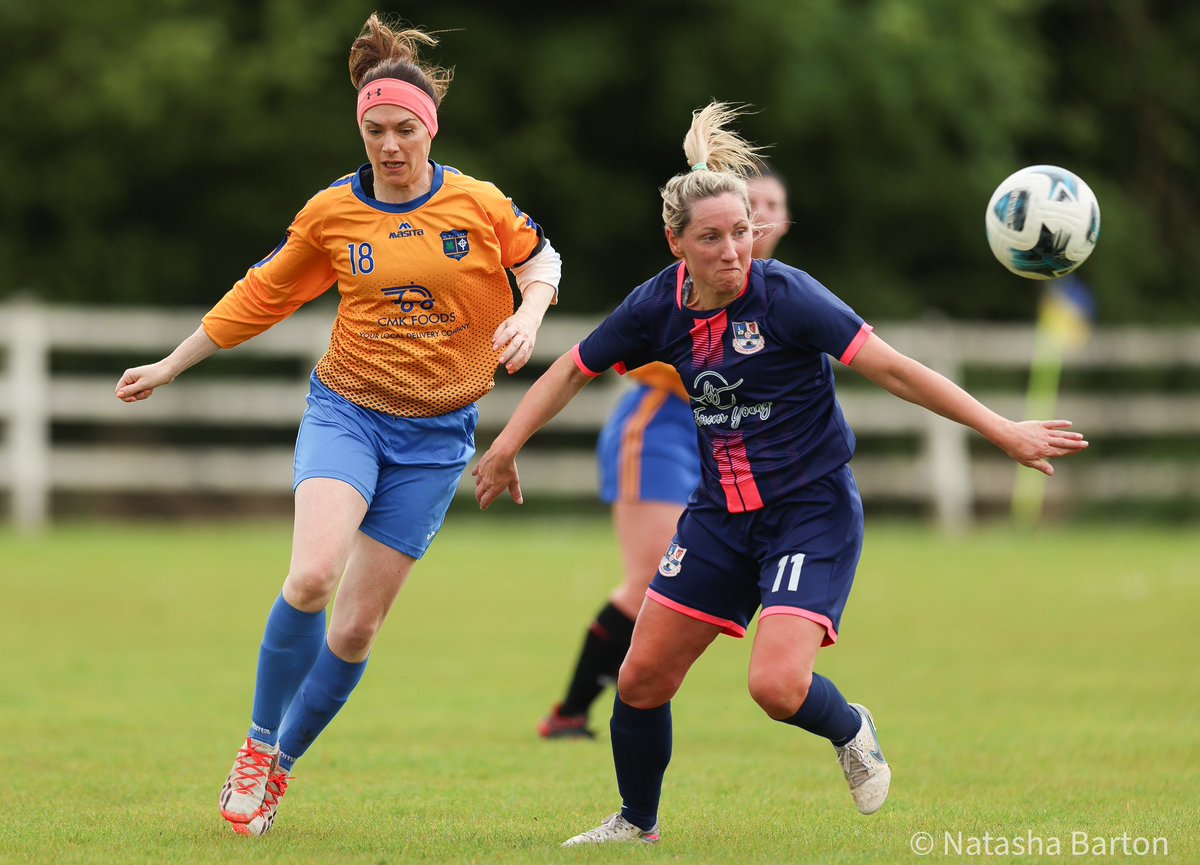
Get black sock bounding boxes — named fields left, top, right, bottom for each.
left=778, top=673, right=862, bottom=747
left=560, top=603, right=635, bottom=717
left=611, top=693, right=671, bottom=831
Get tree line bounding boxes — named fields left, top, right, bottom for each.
left=1, top=0, right=1196, bottom=323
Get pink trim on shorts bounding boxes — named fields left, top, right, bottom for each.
left=646, top=588, right=746, bottom=638
left=839, top=323, right=874, bottom=365
left=357, top=78, right=439, bottom=137
left=759, top=606, right=839, bottom=646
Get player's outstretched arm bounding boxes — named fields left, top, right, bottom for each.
left=473, top=351, right=592, bottom=509
left=848, top=332, right=1088, bottom=476
left=115, top=326, right=221, bottom=403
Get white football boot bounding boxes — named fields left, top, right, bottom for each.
left=231, top=767, right=292, bottom=836
left=561, top=812, right=660, bottom=847
left=835, top=703, right=891, bottom=815
left=219, top=737, right=280, bottom=823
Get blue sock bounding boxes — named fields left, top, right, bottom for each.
left=779, top=673, right=862, bottom=747
left=610, top=693, right=671, bottom=832
left=276, top=642, right=368, bottom=771
left=249, top=594, right=326, bottom=745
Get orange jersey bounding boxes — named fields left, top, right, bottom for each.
left=627, top=362, right=688, bottom=400
left=202, top=163, right=544, bottom=417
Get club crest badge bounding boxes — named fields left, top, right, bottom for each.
left=440, top=230, right=470, bottom=261
left=658, top=542, right=687, bottom=578
left=732, top=321, right=764, bottom=355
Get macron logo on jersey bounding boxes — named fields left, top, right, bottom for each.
left=389, top=222, right=424, bottom=239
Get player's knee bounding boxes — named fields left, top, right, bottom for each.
left=748, top=668, right=812, bottom=720
left=617, top=657, right=680, bottom=708
left=284, top=561, right=341, bottom=608
left=327, top=616, right=380, bottom=660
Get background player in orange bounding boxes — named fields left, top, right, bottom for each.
left=538, top=169, right=791, bottom=739
left=115, top=14, right=561, bottom=836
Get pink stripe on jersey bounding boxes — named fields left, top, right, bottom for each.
left=690, top=311, right=728, bottom=368
left=645, top=588, right=746, bottom=638
left=839, top=323, right=874, bottom=365
left=712, top=432, right=764, bottom=512
left=759, top=606, right=839, bottom=646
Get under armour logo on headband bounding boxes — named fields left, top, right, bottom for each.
left=356, top=78, right=439, bottom=138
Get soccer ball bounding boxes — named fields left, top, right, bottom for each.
left=985, top=165, right=1100, bottom=279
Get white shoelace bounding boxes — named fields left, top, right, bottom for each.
left=838, top=739, right=876, bottom=787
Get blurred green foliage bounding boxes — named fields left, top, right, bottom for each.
left=1, top=0, right=1196, bottom=321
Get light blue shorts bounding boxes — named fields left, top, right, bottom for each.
left=293, top=373, right=477, bottom=559
left=597, top=384, right=700, bottom=505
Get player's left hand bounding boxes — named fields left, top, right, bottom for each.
left=1004, top=419, right=1089, bottom=476
left=493, top=309, right=539, bottom=375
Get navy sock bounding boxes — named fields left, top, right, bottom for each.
left=610, top=693, right=671, bottom=832
left=249, top=594, right=326, bottom=745
left=277, top=642, right=368, bottom=771
left=779, top=673, right=862, bottom=747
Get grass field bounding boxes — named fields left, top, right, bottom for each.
left=1, top=514, right=1197, bottom=864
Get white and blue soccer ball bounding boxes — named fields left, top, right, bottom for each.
left=985, top=165, right=1100, bottom=280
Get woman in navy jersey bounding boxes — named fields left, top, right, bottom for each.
left=474, top=102, right=1087, bottom=846
left=538, top=171, right=791, bottom=740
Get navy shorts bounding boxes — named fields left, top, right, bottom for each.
left=646, top=465, right=864, bottom=645
left=597, top=384, right=700, bottom=505
left=293, top=373, right=477, bottom=559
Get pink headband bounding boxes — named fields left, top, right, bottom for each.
left=356, top=78, right=439, bottom=138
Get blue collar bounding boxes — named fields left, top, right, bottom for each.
left=351, top=161, right=444, bottom=213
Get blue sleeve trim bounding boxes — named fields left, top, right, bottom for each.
left=250, top=235, right=288, bottom=269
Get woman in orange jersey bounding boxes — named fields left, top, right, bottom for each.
left=538, top=171, right=790, bottom=739
left=114, top=14, right=561, bottom=836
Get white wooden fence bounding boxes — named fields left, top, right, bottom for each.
left=2, top=299, right=1199, bottom=533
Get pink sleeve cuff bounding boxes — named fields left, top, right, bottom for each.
left=570, top=344, right=627, bottom=377
left=839, top=323, right=874, bottom=365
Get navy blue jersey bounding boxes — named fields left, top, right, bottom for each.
left=573, top=259, right=871, bottom=513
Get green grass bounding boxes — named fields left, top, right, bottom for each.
left=1, top=515, right=1197, bottom=864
